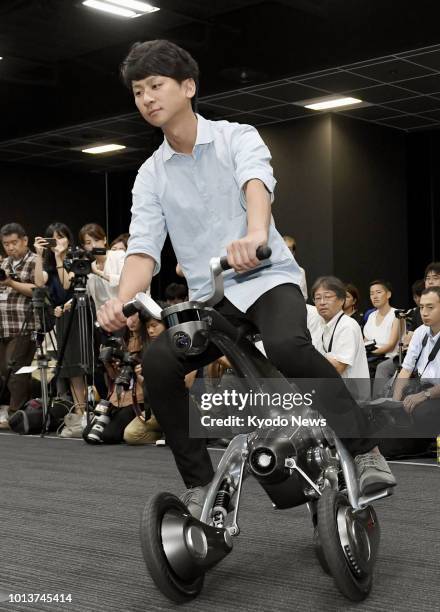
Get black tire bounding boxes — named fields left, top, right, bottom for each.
left=317, top=488, right=373, bottom=602
left=140, top=492, right=204, bottom=604
left=313, top=527, right=330, bottom=575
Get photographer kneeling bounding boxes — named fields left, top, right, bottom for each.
left=392, top=287, right=440, bottom=437
left=83, top=313, right=146, bottom=444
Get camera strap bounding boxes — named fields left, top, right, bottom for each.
left=322, top=312, right=345, bottom=354
left=412, top=332, right=440, bottom=377
left=131, top=385, right=143, bottom=418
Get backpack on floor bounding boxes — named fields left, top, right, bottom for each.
left=8, top=398, right=72, bottom=434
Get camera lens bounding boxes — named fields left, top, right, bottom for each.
left=173, top=331, right=192, bottom=351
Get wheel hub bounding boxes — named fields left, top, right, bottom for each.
left=337, top=506, right=376, bottom=577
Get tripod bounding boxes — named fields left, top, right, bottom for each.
left=51, top=273, right=95, bottom=429
left=0, top=288, right=55, bottom=433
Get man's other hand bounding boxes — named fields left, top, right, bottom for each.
left=226, top=229, right=268, bottom=273
left=98, top=297, right=127, bottom=332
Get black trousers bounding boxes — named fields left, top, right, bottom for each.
left=144, top=284, right=374, bottom=488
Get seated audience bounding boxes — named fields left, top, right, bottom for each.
left=363, top=280, right=400, bottom=378
left=344, top=283, right=365, bottom=328
left=0, top=223, right=37, bottom=426
left=393, top=286, right=440, bottom=437
left=312, top=276, right=370, bottom=402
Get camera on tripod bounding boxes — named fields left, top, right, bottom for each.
left=64, top=246, right=107, bottom=276
left=99, top=336, right=139, bottom=390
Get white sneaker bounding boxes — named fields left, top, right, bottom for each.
left=0, top=406, right=9, bottom=423
left=155, top=438, right=166, bottom=446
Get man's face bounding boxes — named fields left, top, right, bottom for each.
left=369, top=284, right=390, bottom=308
left=419, top=292, right=440, bottom=330
left=425, top=271, right=440, bottom=288
left=313, top=286, right=344, bottom=322
left=132, top=75, right=195, bottom=128
left=1, top=233, right=28, bottom=259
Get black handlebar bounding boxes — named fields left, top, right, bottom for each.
left=122, top=301, right=140, bottom=318
left=219, top=245, right=272, bottom=271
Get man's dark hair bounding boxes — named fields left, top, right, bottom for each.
left=120, top=40, right=199, bottom=111
left=165, top=282, right=187, bottom=302
left=411, top=279, right=425, bottom=297
left=0, top=222, right=27, bottom=239
left=424, top=261, right=440, bottom=278
left=369, top=279, right=393, bottom=293
left=311, top=276, right=347, bottom=301
left=421, top=287, right=440, bottom=300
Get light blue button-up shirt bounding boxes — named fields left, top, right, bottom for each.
left=127, top=114, right=302, bottom=312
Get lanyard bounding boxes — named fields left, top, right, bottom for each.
left=414, top=333, right=440, bottom=377
left=322, top=313, right=345, bottom=354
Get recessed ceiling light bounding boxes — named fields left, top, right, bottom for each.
left=303, top=96, right=363, bottom=111
left=0, top=57, right=3, bottom=61
left=104, top=0, right=159, bottom=13
left=82, top=0, right=158, bottom=18
left=82, top=144, right=126, bottom=154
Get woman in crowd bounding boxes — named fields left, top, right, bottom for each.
left=83, top=312, right=147, bottom=444
left=363, top=279, right=400, bottom=377
left=344, top=283, right=364, bottom=328
left=34, top=222, right=93, bottom=433
left=79, top=223, right=125, bottom=312
left=110, top=233, right=129, bottom=251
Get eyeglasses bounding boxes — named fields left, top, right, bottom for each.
left=313, top=293, right=338, bottom=304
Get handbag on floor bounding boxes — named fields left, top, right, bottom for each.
left=9, top=397, right=72, bottom=434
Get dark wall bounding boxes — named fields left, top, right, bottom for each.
left=261, top=115, right=334, bottom=286
left=0, top=164, right=105, bottom=245
left=261, top=113, right=408, bottom=308
left=406, top=131, right=440, bottom=286
left=332, top=115, right=407, bottom=309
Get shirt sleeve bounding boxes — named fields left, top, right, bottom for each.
left=402, top=327, right=424, bottom=372
left=327, top=324, right=357, bottom=366
left=126, top=164, right=167, bottom=276
left=230, top=124, right=277, bottom=204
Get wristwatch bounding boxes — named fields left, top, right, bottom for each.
left=424, top=389, right=431, bottom=400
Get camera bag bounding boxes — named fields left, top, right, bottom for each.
left=8, top=397, right=72, bottom=434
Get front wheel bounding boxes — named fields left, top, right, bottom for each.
left=317, top=488, right=379, bottom=601
left=140, top=492, right=204, bottom=603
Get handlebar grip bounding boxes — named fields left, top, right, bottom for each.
left=122, top=300, right=139, bottom=318
left=220, top=245, right=272, bottom=271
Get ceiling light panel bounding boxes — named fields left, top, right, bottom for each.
left=82, top=144, right=126, bottom=154
left=104, top=0, right=159, bottom=13
left=304, top=97, right=363, bottom=110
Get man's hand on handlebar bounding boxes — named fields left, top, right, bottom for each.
left=97, top=297, right=127, bottom=332
left=226, top=230, right=268, bottom=273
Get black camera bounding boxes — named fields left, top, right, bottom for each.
left=84, top=399, right=113, bottom=444
left=99, top=336, right=139, bottom=390
left=64, top=246, right=107, bottom=276
left=394, top=308, right=413, bottom=321
left=0, top=269, right=19, bottom=282
left=365, top=340, right=377, bottom=354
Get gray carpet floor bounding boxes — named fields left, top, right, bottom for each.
left=0, top=433, right=439, bottom=612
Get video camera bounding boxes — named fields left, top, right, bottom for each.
left=394, top=308, right=414, bottom=321
left=64, top=246, right=107, bottom=276
left=99, top=336, right=139, bottom=390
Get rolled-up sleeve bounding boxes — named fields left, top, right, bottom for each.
left=126, top=165, right=167, bottom=276
left=230, top=124, right=277, bottom=204
left=402, top=327, right=424, bottom=372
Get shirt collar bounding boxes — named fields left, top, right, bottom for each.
left=429, top=327, right=440, bottom=342
left=162, top=114, right=214, bottom=162
left=324, top=310, right=344, bottom=332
